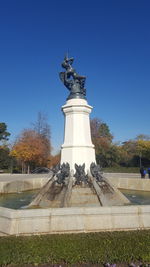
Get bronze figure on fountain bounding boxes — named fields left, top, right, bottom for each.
left=59, top=55, right=86, bottom=100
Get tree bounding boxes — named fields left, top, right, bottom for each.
left=117, top=141, right=138, bottom=167
left=49, top=153, right=61, bottom=168
left=10, top=129, right=51, bottom=173
left=90, top=118, right=114, bottom=167
left=0, top=123, right=11, bottom=172
left=0, top=123, right=10, bottom=142
left=32, top=112, right=52, bottom=160
left=135, top=134, right=150, bottom=141
left=0, top=145, right=10, bottom=170
left=137, top=140, right=150, bottom=162
left=90, top=118, right=103, bottom=139
left=33, top=112, right=51, bottom=140
left=90, top=118, right=113, bottom=143
left=118, top=138, right=150, bottom=167
left=96, top=142, right=120, bottom=168
left=99, top=123, right=113, bottom=142
left=10, top=112, right=52, bottom=173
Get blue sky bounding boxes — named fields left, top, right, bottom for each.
left=0, top=0, right=150, bottom=154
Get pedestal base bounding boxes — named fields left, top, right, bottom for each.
left=61, top=99, right=96, bottom=172
left=61, top=145, right=95, bottom=172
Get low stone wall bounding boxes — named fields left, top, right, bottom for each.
left=0, top=174, right=50, bottom=193
left=0, top=173, right=149, bottom=193
left=0, top=205, right=149, bottom=235
left=107, top=177, right=150, bottom=191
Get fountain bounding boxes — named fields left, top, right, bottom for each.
left=0, top=56, right=150, bottom=235
left=27, top=55, right=129, bottom=209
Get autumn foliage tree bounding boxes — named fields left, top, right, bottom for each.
left=49, top=152, right=61, bottom=168
left=90, top=118, right=116, bottom=167
left=137, top=140, right=150, bottom=160
left=116, top=135, right=150, bottom=168
left=10, top=129, right=51, bottom=173
left=10, top=112, right=52, bottom=173
left=136, top=139, right=150, bottom=167
left=33, top=112, right=52, bottom=164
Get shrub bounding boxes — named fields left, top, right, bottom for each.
left=0, top=230, right=149, bottom=265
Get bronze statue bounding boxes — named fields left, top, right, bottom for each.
left=90, top=162, right=103, bottom=182
left=74, top=163, right=88, bottom=185
left=56, top=163, right=70, bottom=185
left=59, top=55, right=86, bottom=100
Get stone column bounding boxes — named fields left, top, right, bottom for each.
left=61, top=98, right=96, bottom=172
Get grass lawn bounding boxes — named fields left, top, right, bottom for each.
left=0, top=230, right=149, bottom=266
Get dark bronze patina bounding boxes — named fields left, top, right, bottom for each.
left=74, top=163, right=88, bottom=185
left=59, top=55, right=86, bottom=100
left=56, top=163, right=70, bottom=185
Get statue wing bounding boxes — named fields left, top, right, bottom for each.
left=59, top=72, right=65, bottom=84
left=59, top=71, right=72, bottom=91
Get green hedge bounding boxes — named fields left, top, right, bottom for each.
left=103, top=167, right=140, bottom=173
left=0, top=230, right=150, bottom=265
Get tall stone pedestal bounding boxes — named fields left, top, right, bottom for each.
left=61, top=98, right=96, bottom=172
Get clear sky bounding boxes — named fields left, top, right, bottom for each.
left=0, top=0, right=150, bottom=154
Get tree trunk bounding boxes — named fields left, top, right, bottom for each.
left=22, top=162, right=24, bottom=173
left=27, top=164, right=30, bottom=174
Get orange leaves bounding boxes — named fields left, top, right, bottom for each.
left=10, top=129, right=51, bottom=166
left=49, top=153, right=60, bottom=168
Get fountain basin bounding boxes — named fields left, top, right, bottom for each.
left=1, top=189, right=150, bottom=209
left=0, top=173, right=150, bottom=236
left=0, top=205, right=150, bottom=236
